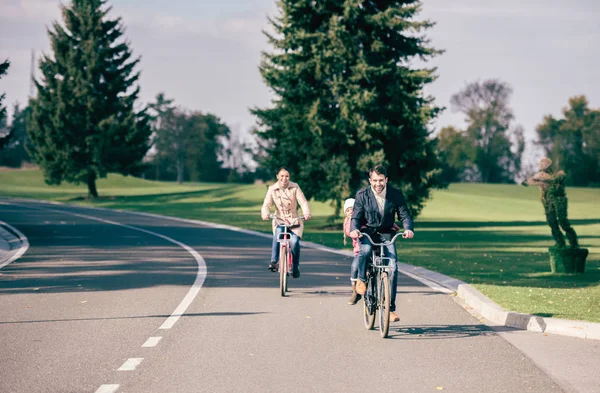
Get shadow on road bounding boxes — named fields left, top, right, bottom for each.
left=0, top=311, right=267, bottom=325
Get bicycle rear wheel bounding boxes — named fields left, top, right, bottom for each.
left=379, top=271, right=391, bottom=338
left=363, top=274, right=376, bottom=330
left=279, top=247, right=287, bottom=297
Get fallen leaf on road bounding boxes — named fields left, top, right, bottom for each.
left=306, top=316, right=312, bottom=319
left=436, top=387, right=444, bottom=391
left=80, top=301, right=87, bottom=304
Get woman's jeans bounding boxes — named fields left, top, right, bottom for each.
left=357, top=236, right=399, bottom=312
left=271, top=225, right=301, bottom=267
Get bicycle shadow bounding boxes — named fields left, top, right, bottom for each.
left=383, top=323, right=513, bottom=340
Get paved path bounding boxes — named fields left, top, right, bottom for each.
left=0, top=199, right=598, bottom=393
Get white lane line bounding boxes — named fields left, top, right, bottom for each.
left=4, top=202, right=207, bottom=331
left=118, top=358, right=144, bottom=371
left=0, top=218, right=30, bottom=269
left=142, top=336, right=162, bottom=347
left=95, top=385, right=120, bottom=393
left=399, top=269, right=454, bottom=294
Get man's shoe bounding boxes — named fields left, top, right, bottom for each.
left=268, top=261, right=278, bottom=272
left=292, top=266, right=300, bottom=278
left=355, top=280, right=367, bottom=295
left=389, top=311, right=399, bottom=323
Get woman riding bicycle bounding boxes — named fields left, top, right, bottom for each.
left=261, top=167, right=311, bottom=278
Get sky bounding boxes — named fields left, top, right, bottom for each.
left=1, top=0, right=599, bottom=162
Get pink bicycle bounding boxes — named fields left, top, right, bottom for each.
left=270, top=214, right=304, bottom=296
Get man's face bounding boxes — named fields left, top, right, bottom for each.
left=369, top=173, right=387, bottom=194
left=277, top=169, right=290, bottom=187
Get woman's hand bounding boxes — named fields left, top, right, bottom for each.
left=304, top=214, right=311, bottom=221
left=402, top=230, right=414, bottom=239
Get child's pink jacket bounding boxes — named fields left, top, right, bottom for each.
left=344, top=219, right=360, bottom=256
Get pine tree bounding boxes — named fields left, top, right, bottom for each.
left=27, top=0, right=151, bottom=198
left=252, top=0, right=444, bottom=216
left=0, top=103, right=32, bottom=167
left=0, top=60, right=11, bottom=150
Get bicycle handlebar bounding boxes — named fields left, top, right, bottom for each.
left=269, top=214, right=305, bottom=227
left=359, top=231, right=404, bottom=246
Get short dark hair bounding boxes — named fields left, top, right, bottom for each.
left=277, top=166, right=291, bottom=175
left=369, top=165, right=387, bottom=178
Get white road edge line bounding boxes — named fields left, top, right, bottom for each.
left=0, top=218, right=30, bottom=269
left=118, top=358, right=144, bottom=371
left=142, top=336, right=162, bottom=347
left=4, top=202, right=207, bottom=331
left=399, top=269, right=454, bottom=294
left=95, top=384, right=120, bottom=393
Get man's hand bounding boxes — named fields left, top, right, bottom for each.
left=392, top=223, right=401, bottom=231
left=402, top=229, right=414, bottom=239
left=349, top=229, right=362, bottom=239
left=262, top=214, right=270, bottom=220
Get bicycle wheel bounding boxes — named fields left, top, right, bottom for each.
left=285, top=248, right=291, bottom=292
left=363, top=274, right=376, bottom=330
left=378, top=271, right=391, bottom=338
left=279, top=246, right=287, bottom=297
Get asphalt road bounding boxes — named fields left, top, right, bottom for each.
left=0, top=199, right=591, bottom=393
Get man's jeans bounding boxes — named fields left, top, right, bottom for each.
left=350, top=255, right=359, bottom=282
left=357, top=236, right=399, bottom=312
left=271, top=225, right=301, bottom=267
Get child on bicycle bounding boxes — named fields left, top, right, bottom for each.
left=343, top=198, right=361, bottom=305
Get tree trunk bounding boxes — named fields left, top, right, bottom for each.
left=87, top=172, right=99, bottom=199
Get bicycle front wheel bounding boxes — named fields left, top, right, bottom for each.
left=363, top=275, right=376, bottom=330
left=379, top=271, right=391, bottom=338
left=279, top=247, right=287, bottom=297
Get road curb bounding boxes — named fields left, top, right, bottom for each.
left=2, top=197, right=598, bottom=340
left=403, top=264, right=600, bottom=340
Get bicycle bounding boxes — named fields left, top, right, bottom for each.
left=270, top=214, right=304, bottom=297
left=359, top=231, right=403, bottom=338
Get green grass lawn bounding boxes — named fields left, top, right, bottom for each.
left=1, top=168, right=599, bottom=322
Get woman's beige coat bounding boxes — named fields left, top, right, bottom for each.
left=261, top=181, right=311, bottom=238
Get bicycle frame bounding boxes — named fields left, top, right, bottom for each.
left=270, top=214, right=304, bottom=296
left=360, top=231, right=404, bottom=338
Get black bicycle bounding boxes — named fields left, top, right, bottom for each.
left=360, top=231, right=403, bottom=338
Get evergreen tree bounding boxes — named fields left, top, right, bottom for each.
left=27, top=0, right=151, bottom=198
left=0, top=103, right=32, bottom=167
left=252, top=0, right=444, bottom=216
left=0, top=60, right=11, bottom=150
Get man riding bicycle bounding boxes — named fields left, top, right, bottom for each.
left=349, top=165, right=414, bottom=323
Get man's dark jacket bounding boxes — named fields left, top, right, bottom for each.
left=350, top=185, right=413, bottom=238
